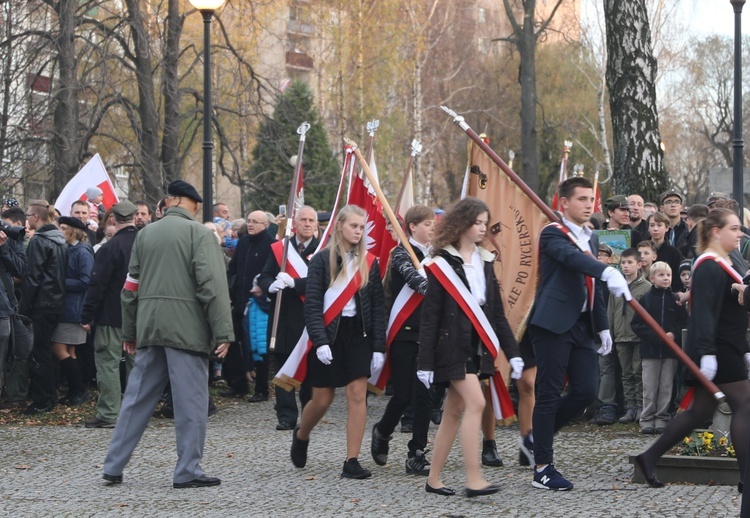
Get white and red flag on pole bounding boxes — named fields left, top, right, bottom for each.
left=346, top=148, right=397, bottom=276
left=593, top=169, right=603, bottom=214
left=394, top=139, right=420, bottom=219
left=550, top=141, right=572, bottom=211
left=315, top=146, right=355, bottom=252
left=288, top=159, right=305, bottom=231
left=55, top=154, right=119, bottom=216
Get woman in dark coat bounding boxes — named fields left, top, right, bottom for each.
left=290, top=205, right=386, bottom=480
left=636, top=208, right=750, bottom=491
left=51, top=216, right=94, bottom=406
left=417, top=197, right=523, bottom=497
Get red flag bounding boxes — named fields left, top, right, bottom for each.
left=346, top=149, right=397, bottom=277
left=593, top=181, right=603, bottom=214
left=550, top=141, right=571, bottom=211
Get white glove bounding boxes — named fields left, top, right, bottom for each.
left=316, top=345, right=333, bottom=365
left=417, top=268, right=427, bottom=279
left=416, top=370, right=433, bottom=389
left=509, top=357, right=524, bottom=380
left=699, top=355, right=718, bottom=381
left=601, top=267, right=632, bottom=301
left=597, top=330, right=613, bottom=355
left=371, top=352, right=385, bottom=373
left=268, top=279, right=286, bottom=294
left=277, top=271, right=295, bottom=288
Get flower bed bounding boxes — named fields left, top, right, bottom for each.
left=630, top=430, right=739, bottom=486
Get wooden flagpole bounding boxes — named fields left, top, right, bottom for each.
left=269, top=121, right=310, bottom=353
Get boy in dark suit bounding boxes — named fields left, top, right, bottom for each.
left=528, top=177, right=631, bottom=491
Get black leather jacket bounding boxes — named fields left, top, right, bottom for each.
left=304, top=248, right=386, bottom=354
left=20, top=225, right=67, bottom=317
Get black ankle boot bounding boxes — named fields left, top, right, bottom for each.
left=482, top=439, right=503, bottom=467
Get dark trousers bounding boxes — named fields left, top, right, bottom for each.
left=222, top=312, right=248, bottom=393
left=273, top=353, right=311, bottom=424
left=78, top=324, right=97, bottom=387
left=377, top=340, right=432, bottom=455
left=254, top=356, right=268, bottom=396
left=530, top=317, right=599, bottom=466
left=29, top=314, right=60, bottom=406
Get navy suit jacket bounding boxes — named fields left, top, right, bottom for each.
left=529, top=223, right=609, bottom=335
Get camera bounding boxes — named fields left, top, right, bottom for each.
left=0, top=221, right=25, bottom=241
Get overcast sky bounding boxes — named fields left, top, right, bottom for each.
left=686, top=0, right=736, bottom=37
left=580, top=0, right=738, bottom=39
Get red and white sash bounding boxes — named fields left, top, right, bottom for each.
left=274, top=253, right=376, bottom=391
left=691, top=251, right=743, bottom=284
left=426, top=256, right=515, bottom=421
left=368, top=282, right=424, bottom=393
left=547, top=221, right=595, bottom=310
left=271, top=240, right=308, bottom=302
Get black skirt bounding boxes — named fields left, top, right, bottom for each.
left=307, top=317, right=371, bottom=388
left=685, top=342, right=749, bottom=386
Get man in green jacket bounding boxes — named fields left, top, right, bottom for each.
left=102, top=180, right=234, bottom=489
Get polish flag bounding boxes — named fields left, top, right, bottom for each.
left=55, top=154, right=119, bottom=216
left=346, top=149, right=397, bottom=276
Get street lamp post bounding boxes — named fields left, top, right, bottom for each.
left=189, top=0, right=226, bottom=223
left=731, top=0, right=745, bottom=215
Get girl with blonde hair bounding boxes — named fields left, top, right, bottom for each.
left=290, top=205, right=386, bottom=479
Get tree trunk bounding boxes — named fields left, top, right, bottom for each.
left=0, top=5, right=13, bottom=167
left=161, top=0, right=183, bottom=189
left=604, top=0, right=667, bottom=200
left=125, top=0, right=162, bottom=204
left=51, top=0, right=81, bottom=199
left=517, top=0, right=539, bottom=193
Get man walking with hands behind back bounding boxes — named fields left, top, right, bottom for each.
left=102, top=180, right=234, bottom=488
left=528, top=177, right=632, bottom=491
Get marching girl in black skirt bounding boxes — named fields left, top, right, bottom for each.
left=635, top=208, right=750, bottom=491
left=290, top=205, right=386, bottom=479
left=417, top=197, right=523, bottom=497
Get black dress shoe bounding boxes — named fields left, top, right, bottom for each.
left=635, top=454, right=664, bottom=488
left=173, top=475, right=221, bottom=488
left=276, top=421, right=294, bottom=431
left=425, top=482, right=455, bottom=496
left=218, top=387, right=247, bottom=398
left=66, top=391, right=91, bottom=407
left=465, top=484, right=501, bottom=497
left=103, top=473, right=123, bottom=485
left=247, top=393, right=268, bottom=403
left=85, top=417, right=116, bottom=429
left=21, top=401, right=55, bottom=415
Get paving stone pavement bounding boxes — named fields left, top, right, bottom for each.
left=0, top=392, right=743, bottom=517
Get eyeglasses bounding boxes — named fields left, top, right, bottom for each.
left=662, top=199, right=681, bottom=205
left=25, top=213, right=37, bottom=218
left=247, top=219, right=265, bottom=225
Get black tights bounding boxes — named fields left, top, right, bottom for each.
left=637, top=380, right=750, bottom=486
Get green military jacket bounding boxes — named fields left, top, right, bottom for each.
left=122, top=206, right=234, bottom=353
left=607, top=273, right=652, bottom=343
